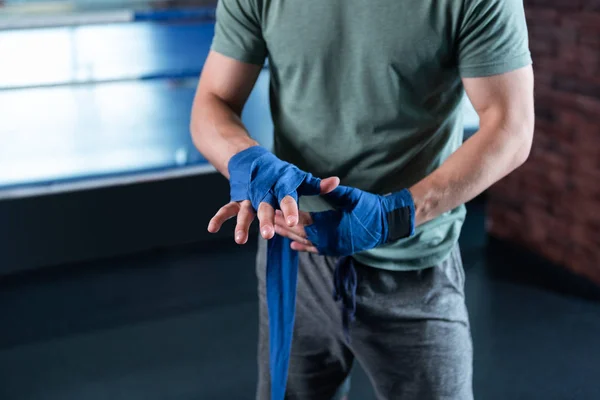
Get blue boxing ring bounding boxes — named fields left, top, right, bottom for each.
left=0, top=10, right=273, bottom=199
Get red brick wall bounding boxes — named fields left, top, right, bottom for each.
left=487, top=0, right=600, bottom=285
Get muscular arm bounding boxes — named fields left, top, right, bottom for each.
left=192, top=51, right=340, bottom=243
left=409, top=66, right=535, bottom=226
left=190, top=51, right=263, bottom=177
left=190, top=51, right=268, bottom=242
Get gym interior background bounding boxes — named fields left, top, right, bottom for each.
left=0, top=0, right=598, bottom=399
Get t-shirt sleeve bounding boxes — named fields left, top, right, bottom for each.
left=210, top=0, right=267, bottom=65
left=457, top=0, right=532, bottom=78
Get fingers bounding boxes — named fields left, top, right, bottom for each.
left=320, top=176, right=340, bottom=194
left=281, top=175, right=336, bottom=225
left=299, top=174, right=324, bottom=196
left=290, top=241, right=319, bottom=254
left=208, top=202, right=240, bottom=233
left=298, top=175, right=339, bottom=197
left=275, top=210, right=310, bottom=236
left=257, top=202, right=276, bottom=240
left=234, top=200, right=255, bottom=244
left=279, top=195, right=299, bottom=227
left=274, top=225, right=310, bottom=245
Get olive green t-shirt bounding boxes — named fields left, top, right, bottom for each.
left=211, top=0, right=532, bottom=270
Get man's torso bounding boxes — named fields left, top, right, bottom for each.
left=260, top=0, right=468, bottom=269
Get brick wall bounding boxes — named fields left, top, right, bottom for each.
left=487, top=0, right=600, bottom=285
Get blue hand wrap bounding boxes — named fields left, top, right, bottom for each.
left=228, top=146, right=321, bottom=400
left=305, top=185, right=415, bottom=256
left=228, top=145, right=322, bottom=210
left=305, top=185, right=416, bottom=338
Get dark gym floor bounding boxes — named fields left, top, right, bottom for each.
left=1, top=199, right=599, bottom=400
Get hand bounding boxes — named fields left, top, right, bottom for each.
left=301, top=185, right=416, bottom=256
left=273, top=185, right=416, bottom=256
left=208, top=176, right=340, bottom=244
left=273, top=210, right=319, bottom=253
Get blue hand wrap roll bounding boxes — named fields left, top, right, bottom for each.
left=228, top=146, right=321, bottom=400
left=266, top=234, right=298, bottom=400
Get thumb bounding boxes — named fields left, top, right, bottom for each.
left=320, top=176, right=340, bottom=194
left=297, top=173, right=322, bottom=196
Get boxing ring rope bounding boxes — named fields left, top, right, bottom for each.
left=0, top=4, right=215, bottom=30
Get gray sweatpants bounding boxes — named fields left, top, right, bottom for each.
left=255, top=238, right=474, bottom=400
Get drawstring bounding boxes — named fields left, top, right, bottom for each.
left=333, top=256, right=357, bottom=342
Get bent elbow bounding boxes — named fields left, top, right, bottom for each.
left=189, top=93, right=212, bottom=152
left=189, top=110, right=203, bottom=148
left=512, top=119, right=535, bottom=169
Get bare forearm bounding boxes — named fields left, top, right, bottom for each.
left=190, top=93, right=258, bottom=178
left=409, top=122, right=533, bottom=226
